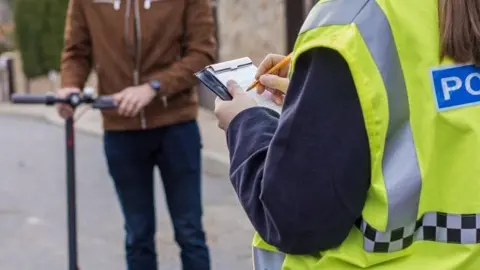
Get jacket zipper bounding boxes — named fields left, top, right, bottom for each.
left=132, top=0, right=147, bottom=129
left=143, top=0, right=168, bottom=108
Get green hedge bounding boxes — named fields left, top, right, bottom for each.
left=13, top=0, right=69, bottom=79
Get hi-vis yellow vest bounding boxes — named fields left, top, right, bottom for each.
left=252, top=0, right=480, bottom=269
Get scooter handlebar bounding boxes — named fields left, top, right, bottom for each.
left=92, top=96, right=117, bottom=110
left=11, top=93, right=56, bottom=105
left=10, top=93, right=117, bottom=110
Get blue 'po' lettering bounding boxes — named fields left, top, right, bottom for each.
left=465, top=73, right=480, bottom=96
left=441, top=76, right=462, bottom=101
left=432, top=65, right=480, bottom=111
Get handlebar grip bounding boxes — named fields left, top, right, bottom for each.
left=11, top=93, right=55, bottom=104
left=92, top=96, right=117, bottom=110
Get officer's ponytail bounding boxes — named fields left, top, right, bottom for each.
left=440, top=0, right=480, bottom=65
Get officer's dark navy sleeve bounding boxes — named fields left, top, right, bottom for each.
left=225, top=48, right=371, bottom=254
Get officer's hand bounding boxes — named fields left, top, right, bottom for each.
left=56, top=87, right=81, bottom=119
left=214, top=80, right=256, bottom=131
left=255, top=54, right=290, bottom=105
left=258, top=74, right=287, bottom=105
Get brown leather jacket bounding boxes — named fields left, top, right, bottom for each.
left=60, top=0, right=217, bottom=130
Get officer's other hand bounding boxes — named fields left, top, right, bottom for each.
left=255, top=54, right=290, bottom=105
left=56, top=87, right=81, bottom=119
left=214, top=80, right=256, bottom=131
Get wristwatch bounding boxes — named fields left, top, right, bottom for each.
left=148, top=80, right=168, bottom=107
left=148, top=80, right=161, bottom=95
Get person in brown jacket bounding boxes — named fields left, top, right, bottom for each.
left=56, top=0, right=217, bottom=269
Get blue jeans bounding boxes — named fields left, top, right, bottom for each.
left=103, top=120, right=210, bottom=270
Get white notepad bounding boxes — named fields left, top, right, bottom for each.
left=195, top=57, right=282, bottom=114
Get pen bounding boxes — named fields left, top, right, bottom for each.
left=246, top=53, right=293, bottom=92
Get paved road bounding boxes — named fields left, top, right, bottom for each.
left=0, top=115, right=253, bottom=270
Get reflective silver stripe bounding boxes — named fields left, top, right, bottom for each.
left=300, top=0, right=421, bottom=230
left=253, top=247, right=285, bottom=270
left=300, top=0, right=369, bottom=33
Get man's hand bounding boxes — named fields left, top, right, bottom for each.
left=56, top=87, right=81, bottom=119
left=214, top=80, right=257, bottom=130
left=114, top=84, right=156, bottom=117
left=255, top=54, right=290, bottom=105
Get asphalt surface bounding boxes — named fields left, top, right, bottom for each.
left=0, top=115, right=253, bottom=270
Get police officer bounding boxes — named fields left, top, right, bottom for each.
left=214, top=0, right=480, bottom=269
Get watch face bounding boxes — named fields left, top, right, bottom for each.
left=150, top=80, right=161, bottom=90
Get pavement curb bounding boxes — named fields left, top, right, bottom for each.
left=0, top=104, right=230, bottom=179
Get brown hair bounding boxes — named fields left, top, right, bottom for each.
left=440, top=0, right=480, bottom=65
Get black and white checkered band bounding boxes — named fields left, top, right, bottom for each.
left=355, top=212, right=480, bottom=253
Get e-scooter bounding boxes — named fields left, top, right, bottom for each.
left=11, top=91, right=117, bottom=270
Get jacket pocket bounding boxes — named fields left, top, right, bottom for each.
left=143, top=0, right=178, bottom=10
left=93, top=0, right=121, bottom=10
